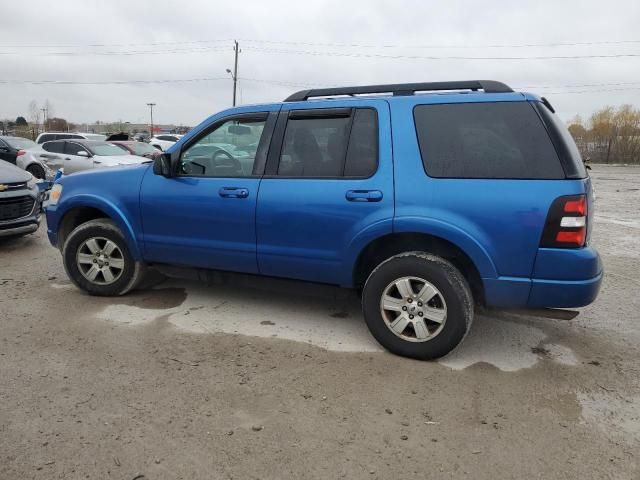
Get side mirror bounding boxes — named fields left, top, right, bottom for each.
left=153, top=153, right=172, bottom=177
left=77, top=150, right=90, bottom=158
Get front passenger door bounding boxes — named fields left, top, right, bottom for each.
left=140, top=110, right=278, bottom=272
left=64, top=141, right=94, bottom=173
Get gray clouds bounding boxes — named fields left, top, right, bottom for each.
left=0, top=0, right=638, bottom=125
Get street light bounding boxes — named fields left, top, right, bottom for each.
left=146, top=103, right=155, bottom=137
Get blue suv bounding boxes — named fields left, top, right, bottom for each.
left=45, top=80, right=602, bottom=359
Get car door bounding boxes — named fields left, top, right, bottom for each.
left=39, top=141, right=66, bottom=171
left=256, top=100, right=393, bottom=285
left=140, top=109, right=278, bottom=273
left=63, top=141, right=94, bottom=173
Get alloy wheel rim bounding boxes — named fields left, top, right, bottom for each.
left=379, top=276, right=447, bottom=342
left=76, top=237, right=125, bottom=285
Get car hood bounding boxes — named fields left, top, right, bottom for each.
left=0, top=159, right=31, bottom=183
left=95, top=154, right=149, bottom=166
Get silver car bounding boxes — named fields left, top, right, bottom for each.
left=0, top=136, right=53, bottom=180
left=39, top=140, right=149, bottom=174
left=0, top=160, right=42, bottom=238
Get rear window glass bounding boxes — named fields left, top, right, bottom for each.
left=414, top=102, right=565, bottom=179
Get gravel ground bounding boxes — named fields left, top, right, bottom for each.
left=1, top=164, right=638, bottom=479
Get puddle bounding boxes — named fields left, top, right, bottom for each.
left=93, top=279, right=582, bottom=370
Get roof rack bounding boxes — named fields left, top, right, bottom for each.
left=284, top=80, right=512, bottom=102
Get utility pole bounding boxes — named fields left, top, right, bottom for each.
left=226, top=40, right=240, bottom=106
left=146, top=103, right=155, bottom=137
left=40, top=107, right=48, bottom=131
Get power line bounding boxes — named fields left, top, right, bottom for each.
left=0, top=46, right=230, bottom=56
left=242, top=46, right=640, bottom=61
left=0, top=77, right=228, bottom=85
left=2, top=37, right=640, bottom=49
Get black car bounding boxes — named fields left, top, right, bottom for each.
left=0, top=160, right=42, bottom=238
left=0, top=136, right=38, bottom=165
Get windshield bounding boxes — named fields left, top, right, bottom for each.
left=132, top=142, right=158, bottom=155
left=82, top=134, right=107, bottom=141
left=91, top=142, right=130, bottom=156
left=4, top=137, right=37, bottom=149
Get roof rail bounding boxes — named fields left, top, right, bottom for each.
left=284, top=80, right=513, bottom=102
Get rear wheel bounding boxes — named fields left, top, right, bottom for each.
left=362, top=252, right=473, bottom=360
left=62, top=219, right=146, bottom=296
left=27, top=163, right=46, bottom=179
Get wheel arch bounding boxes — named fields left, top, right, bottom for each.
left=352, top=232, right=492, bottom=305
left=56, top=197, right=142, bottom=260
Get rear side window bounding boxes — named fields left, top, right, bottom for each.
left=277, top=108, right=378, bottom=177
left=38, top=134, right=56, bottom=143
left=414, top=102, right=565, bottom=179
left=42, top=141, right=64, bottom=154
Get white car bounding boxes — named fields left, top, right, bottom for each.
left=38, top=139, right=148, bottom=174
left=0, top=135, right=54, bottom=179
left=148, top=134, right=182, bottom=151
left=35, top=132, right=107, bottom=144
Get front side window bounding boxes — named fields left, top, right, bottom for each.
left=414, top=102, right=565, bottom=179
left=65, top=142, right=90, bottom=156
left=180, top=118, right=266, bottom=177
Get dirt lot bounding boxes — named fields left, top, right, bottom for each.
left=1, top=164, right=639, bottom=479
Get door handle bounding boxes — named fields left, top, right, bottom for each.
left=219, top=187, right=249, bottom=198
left=345, top=190, right=383, bottom=202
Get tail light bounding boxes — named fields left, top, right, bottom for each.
left=540, top=195, right=587, bottom=248
left=17, top=149, right=26, bottom=157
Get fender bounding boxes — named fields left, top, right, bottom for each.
left=392, top=215, right=498, bottom=279
left=342, top=217, right=395, bottom=285
left=54, top=194, right=143, bottom=260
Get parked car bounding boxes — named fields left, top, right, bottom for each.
left=148, top=134, right=182, bottom=151
left=35, top=132, right=107, bottom=144
left=44, top=80, right=602, bottom=359
left=0, top=136, right=53, bottom=180
left=0, top=160, right=43, bottom=238
left=110, top=140, right=161, bottom=159
left=39, top=140, right=149, bottom=174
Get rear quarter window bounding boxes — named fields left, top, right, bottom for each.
left=413, top=102, right=565, bottom=179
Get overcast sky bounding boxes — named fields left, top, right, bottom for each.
left=1, top=0, right=638, bottom=127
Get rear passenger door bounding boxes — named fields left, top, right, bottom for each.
left=39, top=141, right=66, bottom=171
left=256, top=100, right=393, bottom=285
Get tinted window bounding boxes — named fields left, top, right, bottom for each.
left=535, top=103, right=587, bottom=178
left=279, top=116, right=350, bottom=177
left=42, top=141, right=64, bottom=154
left=344, top=108, right=378, bottom=177
left=180, top=118, right=266, bottom=177
left=414, top=102, right=565, bottom=179
left=157, top=135, right=177, bottom=142
left=38, top=134, right=56, bottom=144
left=65, top=142, right=89, bottom=156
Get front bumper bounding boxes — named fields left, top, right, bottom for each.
left=0, top=187, right=43, bottom=237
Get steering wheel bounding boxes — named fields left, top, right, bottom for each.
left=211, top=149, right=242, bottom=175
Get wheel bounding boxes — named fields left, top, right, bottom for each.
left=27, top=163, right=46, bottom=179
left=62, top=219, right=146, bottom=296
left=362, top=252, right=473, bottom=360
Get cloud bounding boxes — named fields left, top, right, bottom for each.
left=0, top=0, right=638, bottom=125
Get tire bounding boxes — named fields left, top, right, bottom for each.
left=27, top=163, right=46, bottom=179
left=362, top=252, right=473, bottom=360
left=62, top=219, right=146, bottom=296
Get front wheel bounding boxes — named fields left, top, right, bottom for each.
left=62, top=219, right=146, bottom=296
left=362, top=252, right=473, bottom=360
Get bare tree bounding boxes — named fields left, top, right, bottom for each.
left=28, top=100, right=40, bottom=130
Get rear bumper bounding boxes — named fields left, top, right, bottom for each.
left=483, top=246, right=603, bottom=309
left=527, top=272, right=603, bottom=308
